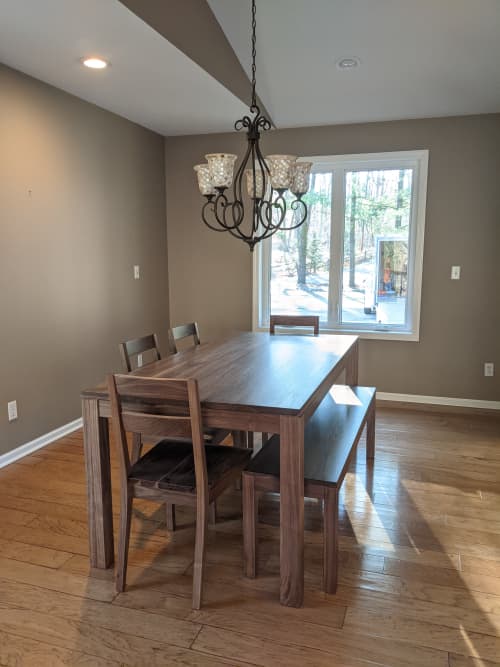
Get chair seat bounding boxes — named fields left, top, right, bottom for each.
left=129, top=440, right=252, bottom=492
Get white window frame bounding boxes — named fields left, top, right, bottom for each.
left=253, top=150, right=428, bottom=341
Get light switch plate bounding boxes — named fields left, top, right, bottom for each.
left=7, top=400, right=18, bottom=421
left=451, top=266, right=461, bottom=280
left=134, top=265, right=140, bottom=280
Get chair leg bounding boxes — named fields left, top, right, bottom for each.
left=366, top=403, right=376, bottom=462
left=116, top=487, right=133, bottom=594
left=323, top=486, right=339, bottom=594
left=231, top=431, right=246, bottom=447
left=242, top=473, right=257, bottom=578
left=192, top=499, right=209, bottom=610
left=166, top=503, right=176, bottom=531
left=131, top=433, right=142, bottom=464
left=209, top=501, right=217, bottom=525
left=246, top=432, right=254, bottom=450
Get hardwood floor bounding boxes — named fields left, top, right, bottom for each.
left=0, top=408, right=499, bottom=666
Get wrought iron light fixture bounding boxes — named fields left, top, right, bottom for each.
left=193, top=0, right=312, bottom=251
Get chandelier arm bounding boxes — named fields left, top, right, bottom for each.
left=273, top=200, right=309, bottom=231
left=201, top=200, right=232, bottom=233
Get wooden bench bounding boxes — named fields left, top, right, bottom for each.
left=242, top=385, right=376, bottom=594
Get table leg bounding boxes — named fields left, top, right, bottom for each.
left=279, top=414, right=304, bottom=607
left=82, top=398, right=114, bottom=568
left=345, top=340, right=359, bottom=385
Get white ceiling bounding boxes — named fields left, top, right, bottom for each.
left=209, top=0, right=500, bottom=127
left=0, top=0, right=248, bottom=135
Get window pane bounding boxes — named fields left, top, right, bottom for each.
left=341, top=169, right=412, bottom=327
left=270, top=172, right=332, bottom=321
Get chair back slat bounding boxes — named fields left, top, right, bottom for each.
left=269, top=314, right=320, bottom=335
left=168, top=322, right=201, bottom=354
left=119, top=333, right=161, bottom=371
left=114, top=374, right=189, bottom=403
left=120, top=411, right=192, bottom=439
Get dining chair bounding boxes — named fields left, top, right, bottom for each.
left=119, top=332, right=226, bottom=528
left=256, top=314, right=320, bottom=445
left=168, top=322, right=248, bottom=450
left=119, top=333, right=162, bottom=464
left=168, top=321, right=201, bottom=354
left=119, top=333, right=161, bottom=372
left=108, top=373, right=252, bottom=609
left=269, top=314, right=320, bottom=335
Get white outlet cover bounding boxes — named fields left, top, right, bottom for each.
left=451, top=266, right=461, bottom=280
left=134, top=265, right=140, bottom=280
left=484, top=362, right=494, bottom=377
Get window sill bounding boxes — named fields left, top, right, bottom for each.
left=254, top=326, right=420, bottom=342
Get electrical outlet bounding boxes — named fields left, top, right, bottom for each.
left=451, top=266, right=461, bottom=280
left=7, top=400, right=18, bottom=421
left=484, top=362, right=494, bottom=377
left=134, top=265, right=140, bottom=280
left=137, top=353, right=143, bottom=367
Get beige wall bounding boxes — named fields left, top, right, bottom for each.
left=165, top=114, right=500, bottom=401
left=0, top=65, right=169, bottom=455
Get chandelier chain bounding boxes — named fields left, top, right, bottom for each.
left=251, top=0, right=257, bottom=110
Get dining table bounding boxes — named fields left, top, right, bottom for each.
left=81, top=330, right=359, bottom=607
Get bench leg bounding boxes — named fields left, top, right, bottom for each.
left=166, top=503, right=176, bottom=531
left=242, top=474, right=257, bottom=578
left=323, top=487, right=339, bottom=594
left=366, top=402, right=376, bottom=462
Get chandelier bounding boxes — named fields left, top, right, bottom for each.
left=193, top=0, right=312, bottom=251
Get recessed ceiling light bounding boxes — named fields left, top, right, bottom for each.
left=336, top=57, right=361, bottom=70
left=82, top=57, right=109, bottom=70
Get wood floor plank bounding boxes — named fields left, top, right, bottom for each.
left=0, top=556, right=115, bottom=602
left=343, top=606, right=500, bottom=662
left=0, top=629, right=121, bottom=666
left=192, top=624, right=448, bottom=667
left=0, top=577, right=199, bottom=648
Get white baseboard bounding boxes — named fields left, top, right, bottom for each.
left=377, top=392, right=500, bottom=411
left=0, top=417, right=83, bottom=469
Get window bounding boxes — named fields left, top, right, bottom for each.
left=253, top=150, right=428, bottom=340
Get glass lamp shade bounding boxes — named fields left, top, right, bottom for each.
left=245, top=168, right=265, bottom=199
left=290, top=162, right=313, bottom=196
left=193, top=164, right=215, bottom=196
left=265, top=154, right=297, bottom=190
left=205, top=153, right=237, bottom=189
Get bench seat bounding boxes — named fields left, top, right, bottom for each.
left=242, top=385, right=376, bottom=594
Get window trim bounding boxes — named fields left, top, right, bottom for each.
left=252, top=149, right=429, bottom=342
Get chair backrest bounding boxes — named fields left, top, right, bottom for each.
left=168, top=322, right=201, bottom=354
left=269, top=314, right=320, bottom=335
left=107, top=374, right=208, bottom=496
left=119, top=333, right=161, bottom=372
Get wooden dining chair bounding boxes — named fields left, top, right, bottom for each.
left=254, top=314, right=321, bottom=446
left=119, top=333, right=161, bottom=372
left=168, top=322, right=248, bottom=449
left=119, top=334, right=162, bottom=464
left=108, top=373, right=252, bottom=609
left=269, top=314, right=320, bottom=335
left=168, top=322, right=201, bottom=354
